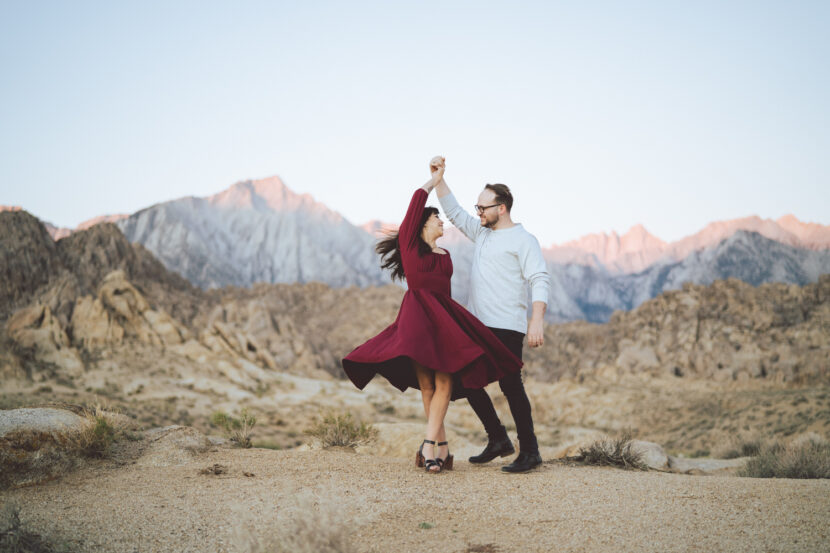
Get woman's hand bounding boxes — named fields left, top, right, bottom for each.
left=430, top=156, right=445, bottom=173
left=430, top=156, right=446, bottom=181
left=421, top=156, right=445, bottom=193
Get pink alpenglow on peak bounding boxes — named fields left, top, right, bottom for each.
left=76, top=214, right=129, bottom=231
left=208, top=176, right=339, bottom=221
left=544, top=224, right=667, bottom=273
left=775, top=215, right=830, bottom=250
left=545, top=215, right=830, bottom=274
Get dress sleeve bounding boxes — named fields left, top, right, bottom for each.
left=398, top=188, right=428, bottom=255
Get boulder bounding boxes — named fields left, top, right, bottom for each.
left=0, top=408, right=84, bottom=437
left=629, top=440, right=669, bottom=470
left=0, top=407, right=86, bottom=489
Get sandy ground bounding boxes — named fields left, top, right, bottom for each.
left=2, top=448, right=829, bottom=553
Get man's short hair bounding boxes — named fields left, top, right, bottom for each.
left=485, top=183, right=513, bottom=212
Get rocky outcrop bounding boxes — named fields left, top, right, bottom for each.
left=70, top=270, right=188, bottom=350
left=525, top=275, right=830, bottom=384
left=0, top=211, right=63, bottom=319
left=5, top=303, right=84, bottom=380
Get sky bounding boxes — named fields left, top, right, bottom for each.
left=1, top=0, right=828, bottom=246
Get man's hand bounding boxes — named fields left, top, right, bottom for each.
left=527, top=301, right=546, bottom=347
left=428, top=157, right=445, bottom=188
left=430, top=156, right=445, bottom=173
left=527, top=316, right=544, bottom=348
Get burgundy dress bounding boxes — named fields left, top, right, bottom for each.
left=341, top=188, right=523, bottom=400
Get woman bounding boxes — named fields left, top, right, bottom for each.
left=342, top=157, right=522, bottom=473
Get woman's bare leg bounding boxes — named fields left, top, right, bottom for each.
left=414, top=362, right=436, bottom=461
left=427, top=371, right=453, bottom=471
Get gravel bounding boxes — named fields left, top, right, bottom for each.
left=1, top=448, right=829, bottom=553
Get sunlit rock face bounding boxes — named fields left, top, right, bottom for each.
left=117, top=176, right=388, bottom=289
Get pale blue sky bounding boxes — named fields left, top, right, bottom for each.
left=1, top=1, right=828, bottom=246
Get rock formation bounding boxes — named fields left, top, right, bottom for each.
left=523, top=275, right=830, bottom=384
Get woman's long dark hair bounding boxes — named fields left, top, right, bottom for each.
left=376, top=206, right=439, bottom=281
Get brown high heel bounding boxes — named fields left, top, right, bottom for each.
left=416, top=439, right=429, bottom=468
left=436, top=441, right=454, bottom=471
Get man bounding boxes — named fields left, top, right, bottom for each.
left=433, top=157, right=550, bottom=473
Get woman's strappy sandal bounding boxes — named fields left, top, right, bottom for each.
left=421, top=439, right=441, bottom=473
left=436, top=441, right=454, bottom=471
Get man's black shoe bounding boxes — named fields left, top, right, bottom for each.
left=501, top=451, right=542, bottom=473
left=468, top=436, right=515, bottom=464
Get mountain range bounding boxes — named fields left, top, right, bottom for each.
left=5, top=178, right=829, bottom=323
left=115, top=177, right=386, bottom=289
left=545, top=215, right=830, bottom=274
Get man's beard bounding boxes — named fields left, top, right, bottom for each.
left=482, top=215, right=498, bottom=229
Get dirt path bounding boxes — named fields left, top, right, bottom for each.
left=2, top=448, right=829, bottom=553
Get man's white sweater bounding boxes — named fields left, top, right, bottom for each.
left=439, top=192, right=550, bottom=335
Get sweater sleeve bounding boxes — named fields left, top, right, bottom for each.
left=438, top=192, right=484, bottom=242
left=519, top=233, right=550, bottom=305
left=399, top=188, right=428, bottom=255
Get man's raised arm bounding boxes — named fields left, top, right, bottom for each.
left=436, top=177, right=484, bottom=242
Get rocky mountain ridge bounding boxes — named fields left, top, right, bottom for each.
left=7, top=180, right=829, bottom=325
left=116, top=177, right=388, bottom=289
left=545, top=214, right=830, bottom=274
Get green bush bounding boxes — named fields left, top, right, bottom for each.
left=304, top=413, right=378, bottom=448
left=211, top=409, right=256, bottom=448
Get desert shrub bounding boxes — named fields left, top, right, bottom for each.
left=304, top=412, right=378, bottom=448
left=211, top=409, right=256, bottom=448
left=716, top=435, right=764, bottom=459
left=0, top=502, right=55, bottom=553
left=72, top=404, right=129, bottom=458
left=739, top=438, right=830, bottom=479
left=574, top=432, right=648, bottom=471
left=232, top=494, right=357, bottom=553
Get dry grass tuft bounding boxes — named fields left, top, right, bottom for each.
left=211, top=409, right=256, bottom=448
left=232, top=494, right=357, bottom=553
left=304, top=412, right=378, bottom=448
left=574, top=432, right=648, bottom=471
left=72, top=405, right=126, bottom=458
left=739, top=437, right=830, bottom=479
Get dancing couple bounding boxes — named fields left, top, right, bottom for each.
left=342, top=157, right=550, bottom=473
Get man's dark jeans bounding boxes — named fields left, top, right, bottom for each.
left=466, top=327, right=539, bottom=454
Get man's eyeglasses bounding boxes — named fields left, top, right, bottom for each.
left=474, top=203, right=502, bottom=215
